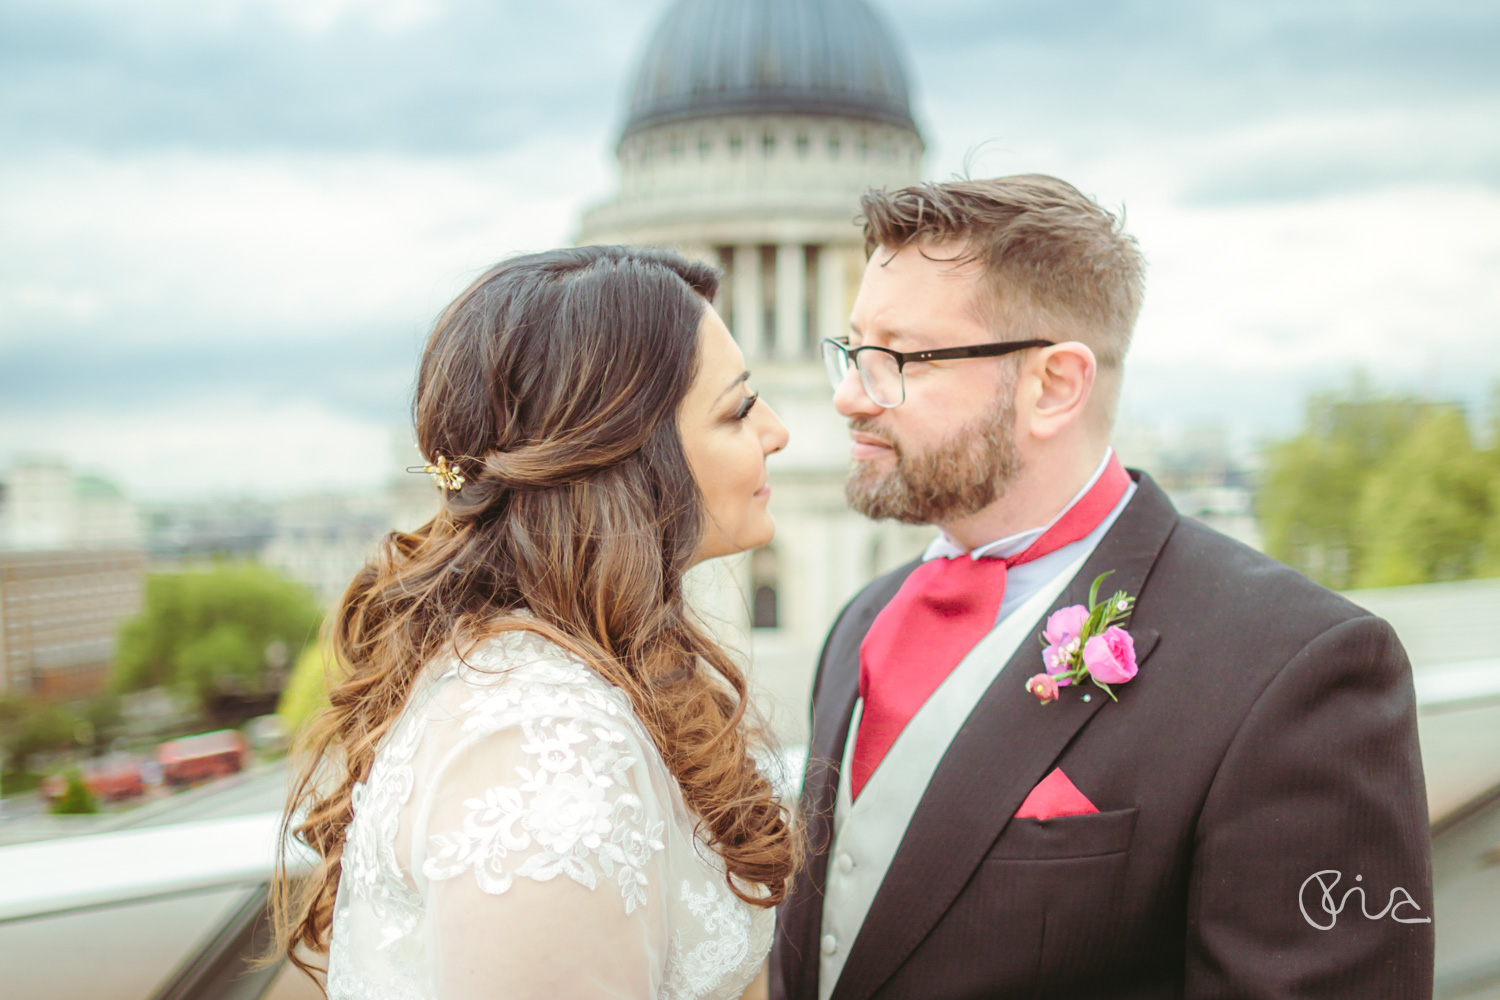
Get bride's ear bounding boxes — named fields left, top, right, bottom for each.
left=1022, top=341, right=1096, bottom=441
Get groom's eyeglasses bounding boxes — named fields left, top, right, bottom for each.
left=820, top=336, right=1055, bottom=408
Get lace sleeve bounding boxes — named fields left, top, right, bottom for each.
left=412, top=710, right=670, bottom=999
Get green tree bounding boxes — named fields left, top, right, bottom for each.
left=1355, top=408, right=1492, bottom=587
left=113, top=564, right=323, bottom=709
left=1480, top=382, right=1500, bottom=576
left=175, top=622, right=263, bottom=702
left=50, top=770, right=98, bottom=815
left=0, top=698, right=77, bottom=776
left=277, top=640, right=335, bottom=738
left=77, top=694, right=123, bottom=755
left=1260, top=377, right=1500, bottom=589
left=1482, top=477, right=1500, bottom=577
left=1259, top=379, right=1427, bottom=588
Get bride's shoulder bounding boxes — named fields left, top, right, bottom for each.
left=423, top=626, right=640, bottom=734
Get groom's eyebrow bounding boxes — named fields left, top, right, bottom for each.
left=851, top=320, right=924, bottom=349
left=715, top=371, right=751, bottom=403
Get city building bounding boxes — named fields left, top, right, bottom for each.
left=140, top=435, right=439, bottom=608
left=258, top=493, right=393, bottom=607
left=1112, top=420, right=1262, bottom=550
left=0, top=548, right=145, bottom=698
left=576, top=0, right=935, bottom=743
left=258, top=434, right=440, bottom=606
left=0, top=458, right=143, bottom=552
left=139, top=498, right=277, bottom=567
left=0, top=460, right=147, bottom=699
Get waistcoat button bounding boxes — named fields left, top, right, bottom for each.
left=821, top=933, right=838, bottom=956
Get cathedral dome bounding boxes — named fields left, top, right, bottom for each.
left=622, top=0, right=918, bottom=138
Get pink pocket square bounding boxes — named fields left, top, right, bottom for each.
left=1014, top=768, right=1099, bottom=820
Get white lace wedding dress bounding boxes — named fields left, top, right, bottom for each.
left=324, top=629, right=773, bottom=1000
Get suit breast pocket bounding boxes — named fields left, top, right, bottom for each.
left=936, top=807, right=1141, bottom=995
left=985, top=805, right=1139, bottom=861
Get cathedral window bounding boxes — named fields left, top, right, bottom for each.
left=714, top=246, right=734, bottom=320
left=803, top=245, right=820, bottom=350
left=758, top=245, right=777, bottom=350
left=752, top=546, right=779, bottom=630
left=796, top=132, right=809, bottom=156
left=828, top=133, right=841, bottom=158
left=729, top=133, right=743, bottom=155
left=762, top=131, right=776, bottom=156
left=699, top=136, right=712, bottom=158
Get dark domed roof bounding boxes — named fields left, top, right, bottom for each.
left=623, top=0, right=918, bottom=137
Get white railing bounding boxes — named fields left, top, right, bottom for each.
left=1413, top=659, right=1500, bottom=710
left=0, top=812, right=312, bottom=922
left=1, top=667, right=1493, bottom=924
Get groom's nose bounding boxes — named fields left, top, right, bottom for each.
left=832, top=364, right=882, bottom=419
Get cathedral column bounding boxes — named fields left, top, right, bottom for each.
left=732, top=244, right=765, bottom=361
left=816, top=245, right=848, bottom=345
left=774, top=243, right=808, bottom=360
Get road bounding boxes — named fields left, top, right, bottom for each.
left=109, top=760, right=291, bottom=829
left=0, top=759, right=291, bottom=846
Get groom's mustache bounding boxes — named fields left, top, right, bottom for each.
left=849, top=418, right=903, bottom=458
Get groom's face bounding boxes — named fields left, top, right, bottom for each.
left=836, top=242, right=1024, bottom=525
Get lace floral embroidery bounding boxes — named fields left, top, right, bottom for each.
left=327, top=633, right=772, bottom=1000
left=422, top=715, right=666, bottom=913
left=340, top=707, right=428, bottom=948
left=453, top=651, right=647, bottom=745
left=661, top=878, right=760, bottom=1000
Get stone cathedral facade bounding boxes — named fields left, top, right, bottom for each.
left=576, top=0, right=934, bottom=744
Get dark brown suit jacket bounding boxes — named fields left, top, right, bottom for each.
left=771, top=472, right=1434, bottom=1000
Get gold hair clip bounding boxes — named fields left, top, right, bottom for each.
left=406, top=455, right=465, bottom=492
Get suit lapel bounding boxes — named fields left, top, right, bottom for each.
left=829, top=473, right=1178, bottom=1000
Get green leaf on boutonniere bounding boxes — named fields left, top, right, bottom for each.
left=1087, top=570, right=1113, bottom=608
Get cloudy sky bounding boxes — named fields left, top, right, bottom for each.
left=2, top=0, right=1496, bottom=499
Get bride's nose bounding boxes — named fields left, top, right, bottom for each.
left=759, top=400, right=789, bottom=456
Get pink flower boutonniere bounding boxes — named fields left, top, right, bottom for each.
left=1027, top=571, right=1138, bottom=704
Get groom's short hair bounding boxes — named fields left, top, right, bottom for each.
left=859, top=175, right=1145, bottom=420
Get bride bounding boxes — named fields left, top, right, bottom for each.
left=274, top=245, right=796, bottom=998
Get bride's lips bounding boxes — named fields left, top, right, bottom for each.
left=850, top=431, right=895, bottom=461
left=753, top=481, right=772, bottom=499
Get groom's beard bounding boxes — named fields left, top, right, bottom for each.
left=845, top=392, right=1023, bottom=525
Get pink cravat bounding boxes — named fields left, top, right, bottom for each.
left=849, top=456, right=1130, bottom=799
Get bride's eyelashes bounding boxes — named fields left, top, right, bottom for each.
left=734, top=391, right=760, bottom=421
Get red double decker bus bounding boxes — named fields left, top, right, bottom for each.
left=156, top=729, right=247, bottom=787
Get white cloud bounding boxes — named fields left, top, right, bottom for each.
left=1130, top=184, right=1500, bottom=374
left=0, top=138, right=617, bottom=498
left=0, top=396, right=397, bottom=500
left=2, top=0, right=1496, bottom=498
left=256, top=0, right=448, bottom=35
left=0, top=140, right=610, bottom=352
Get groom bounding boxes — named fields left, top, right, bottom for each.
left=771, top=175, right=1434, bottom=999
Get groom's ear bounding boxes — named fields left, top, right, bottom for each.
left=1021, top=341, right=1097, bottom=442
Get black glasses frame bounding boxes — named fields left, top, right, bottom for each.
left=823, top=336, right=1056, bottom=369
left=821, top=335, right=1056, bottom=407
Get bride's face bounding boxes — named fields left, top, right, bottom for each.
left=678, top=304, right=789, bottom=564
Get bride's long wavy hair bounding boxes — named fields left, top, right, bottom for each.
left=272, top=245, right=797, bottom=982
